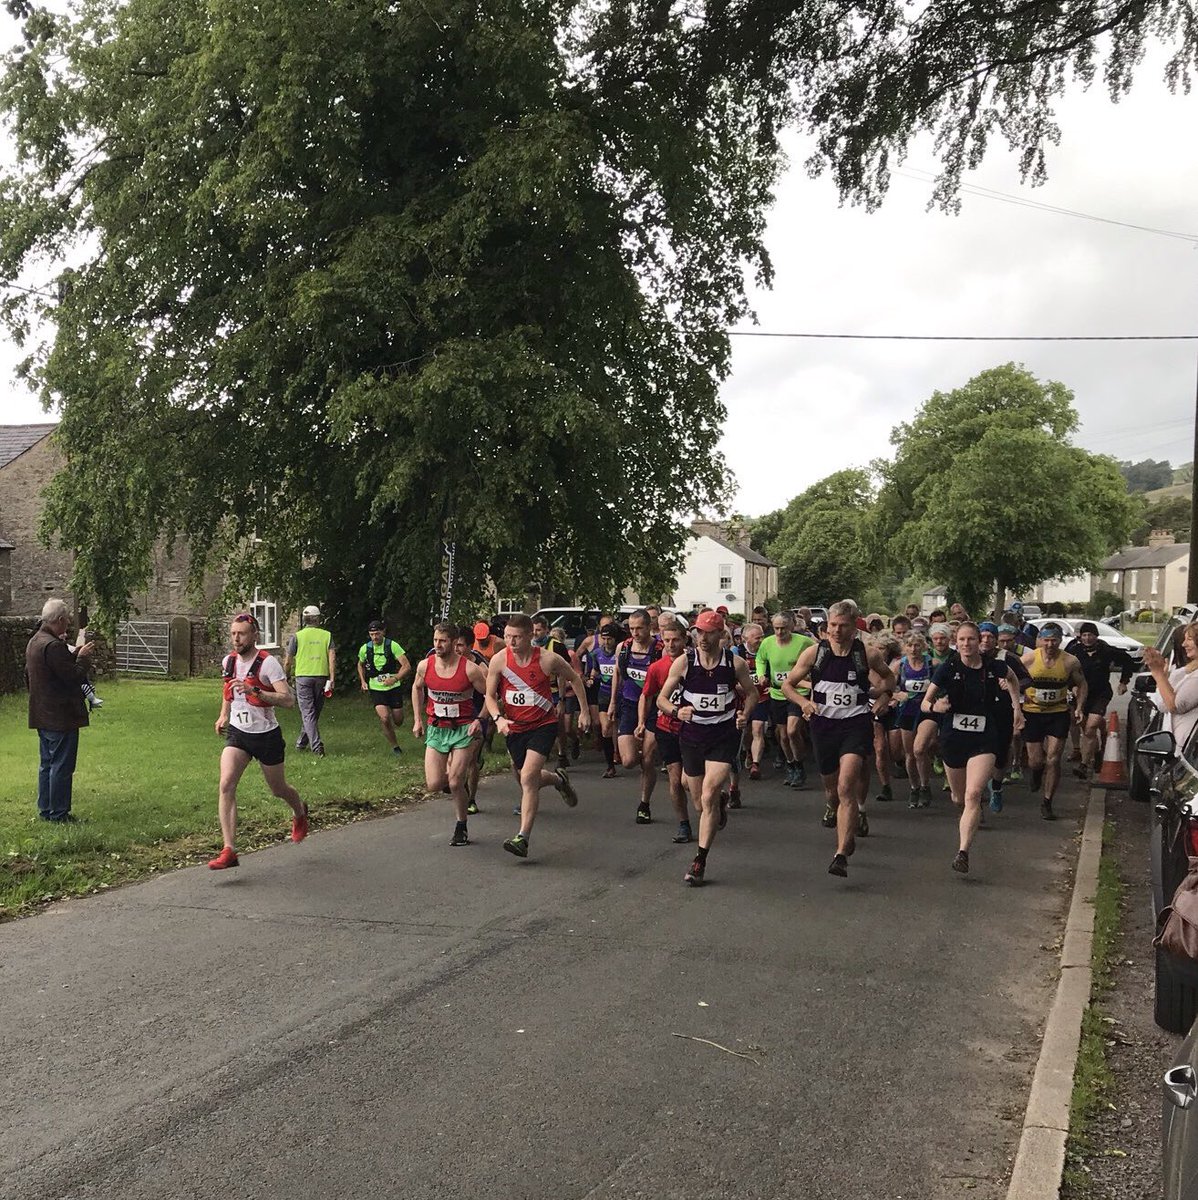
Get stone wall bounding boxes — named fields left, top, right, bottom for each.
left=0, top=435, right=77, bottom=619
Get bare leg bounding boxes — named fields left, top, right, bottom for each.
left=696, top=762, right=733, bottom=849
left=750, top=720, right=766, bottom=766
left=516, top=751, right=558, bottom=835
left=446, top=746, right=472, bottom=822
left=959, top=755, right=994, bottom=852
left=834, top=754, right=868, bottom=856
left=217, top=747, right=252, bottom=849
left=1043, top=735, right=1066, bottom=801
left=375, top=704, right=398, bottom=749
left=667, top=762, right=690, bottom=822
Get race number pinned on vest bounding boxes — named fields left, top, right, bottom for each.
left=951, top=713, right=987, bottom=733
left=433, top=701, right=460, bottom=719
left=506, top=689, right=529, bottom=707
left=1033, top=687, right=1063, bottom=705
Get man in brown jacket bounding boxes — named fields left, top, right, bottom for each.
left=26, top=598, right=96, bottom=822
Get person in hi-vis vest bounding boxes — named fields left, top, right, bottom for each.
left=284, top=605, right=336, bottom=756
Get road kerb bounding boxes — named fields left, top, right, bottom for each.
left=1005, top=787, right=1106, bottom=1200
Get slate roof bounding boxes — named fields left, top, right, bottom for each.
left=698, top=528, right=777, bottom=567
left=0, top=424, right=55, bottom=470
left=1101, top=543, right=1190, bottom=570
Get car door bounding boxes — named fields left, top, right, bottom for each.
left=1164, top=1018, right=1198, bottom=1199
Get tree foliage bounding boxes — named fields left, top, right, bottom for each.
left=1130, top=492, right=1192, bottom=544
left=873, top=364, right=1138, bottom=614
left=756, top=469, right=876, bottom=606
left=1, top=0, right=1195, bottom=633
left=1119, top=458, right=1174, bottom=493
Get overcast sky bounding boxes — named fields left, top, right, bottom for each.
left=1, top=48, right=1195, bottom=522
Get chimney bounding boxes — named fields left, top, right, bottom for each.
left=1148, top=529, right=1176, bottom=549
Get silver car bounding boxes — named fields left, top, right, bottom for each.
left=1164, top=1016, right=1198, bottom=1198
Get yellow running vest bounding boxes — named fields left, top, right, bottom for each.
left=1024, top=648, right=1069, bottom=713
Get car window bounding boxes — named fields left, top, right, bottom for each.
left=1183, top=719, right=1198, bottom=768
left=1158, top=617, right=1185, bottom=655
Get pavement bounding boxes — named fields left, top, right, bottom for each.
left=3, top=750, right=1092, bottom=1200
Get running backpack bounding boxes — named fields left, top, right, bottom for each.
left=618, top=638, right=662, bottom=674
left=809, top=638, right=870, bottom=689
left=222, top=649, right=271, bottom=704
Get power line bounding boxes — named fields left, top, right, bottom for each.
left=728, top=331, right=1198, bottom=341
left=896, top=166, right=1198, bottom=244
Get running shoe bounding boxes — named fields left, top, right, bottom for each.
left=1073, top=764, right=1090, bottom=781
left=876, top=784, right=893, bottom=802
left=466, top=800, right=479, bottom=815
left=918, top=786, right=932, bottom=808
left=684, top=857, right=706, bottom=886
left=88, top=696, right=104, bottom=710
left=932, top=757, right=944, bottom=776
left=602, top=766, right=618, bottom=779
left=773, top=754, right=785, bottom=770
left=673, top=821, right=693, bottom=844
left=450, top=825, right=470, bottom=847
left=555, top=768, right=579, bottom=807
left=952, top=850, right=969, bottom=874
left=1006, top=767, right=1023, bottom=784
left=1041, top=799, right=1056, bottom=822
left=908, top=788, right=921, bottom=809
left=503, top=833, right=529, bottom=857
left=718, top=792, right=729, bottom=829
left=557, top=754, right=569, bottom=771
left=821, top=803, right=837, bottom=828
left=828, top=853, right=848, bottom=878
left=207, top=846, right=239, bottom=871
left=290, top=803, right=309, bottom=843
left=571, top=736, right=581, bottom=760
left=748, top=762, right=761, bottom=781
left=728, top=787, right=742, bottom=809
left=636, top=802, right=652, bottom=824
left=857, top=810, right=869, bottom=837
left=989, top=786, right=1004, bottom=814
left=512, top=804, right=522, bottom=815
left=392, top=745, right=403, bottom=756
left=296, top=736, right=309, bottom=750
left=793, top=762, right=806, bottom=788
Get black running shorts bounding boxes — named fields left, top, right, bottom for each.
left=809, top=718, right=872, bottom=777
left=225, top=725, right=286, bottom=766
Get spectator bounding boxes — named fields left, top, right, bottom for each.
left=26, top=598, right=97, bottom=823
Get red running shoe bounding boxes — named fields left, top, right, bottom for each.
left=208, top=846, right=239, bottom=870
left=291, top=803, right=309, bottom=843
left=748, top=762, right=761, bottom=781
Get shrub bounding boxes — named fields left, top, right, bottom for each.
left=1086, top=590, right=1124, bottom=619
left=1137, top=608, right=1158, bottom=622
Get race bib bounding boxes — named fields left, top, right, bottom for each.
left=235, top=707, right=252, bottom=727
left=951, top=713, right=987, bottom=733
left=433, top=701, right=460, bottom=719
left=599, top=664, right=614, bottom=681
left=694, top=693, right=730, bottom=712
left=506, top=689, right=529, bottom=707
left=626, top=667, right=647, bottom=685
left=774, top=670, right=788, bottom=684
left=906, top=679, right=927, bottom=694
left=823, top=684, right=858, bottom=708
left=1033, top=687, right=1063, bottom=705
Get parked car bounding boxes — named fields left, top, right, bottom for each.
left=1125, top=605, right=1198, bottom=800
left=529, top=606, right=641, bottom=649
left=1164, top=1013, right=1198, bottom=1198
left=1018, top=603, right=1044, bottom=620
left=1137, top=728, right=1198, bottom=1033
left=1029, top=617, right=1146, bottom=670
left=795, top=605, right=829, bottom=625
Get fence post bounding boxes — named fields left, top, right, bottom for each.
left=169, top=617, right=191, bottom=677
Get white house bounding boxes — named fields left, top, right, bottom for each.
left=666, top=520, right=777, bottom=615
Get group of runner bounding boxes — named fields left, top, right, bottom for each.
left=208, top=597, right=1133, bottom=884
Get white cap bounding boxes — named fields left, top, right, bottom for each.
left=302, top=605, right=321, bottom=618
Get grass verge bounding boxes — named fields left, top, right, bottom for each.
left=0, top=678, right=510, bottom=921
left=1062, top=819, right=1123, bottom=1195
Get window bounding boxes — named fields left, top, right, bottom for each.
left=1152, top=568, right=1161, bottom=595
left=718, top=563, right=734, bottom=591
left=1129, top=570, right=1138, bottom=595
left=1110, top=571, right=1120, bottom=584
left=251, top=589, right=279, bottom=648
left=496, top=597, right=520, bottom=613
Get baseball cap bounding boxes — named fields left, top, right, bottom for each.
left=716, top=605, right=729, bottom=615
left=599, top=623, right=622, bottom=638
left=367, top=619, right=385, bottom=631
left=978, top=621, right=998, bottom=634
left=1010, top=600, right=1024, bottom=612
left=695, top=610, right=726, bottom=633
left=302, top=604, right=321, bottom=618
left=473, top=621, right=491, bottom=640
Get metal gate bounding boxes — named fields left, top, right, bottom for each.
left=115, top=620, right=170, bottom=675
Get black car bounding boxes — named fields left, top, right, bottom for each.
left=1126, top=606, right=1198, bottom=802
left=1138, top=727, right=1198, bottom=1033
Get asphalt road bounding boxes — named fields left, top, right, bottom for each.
left=3, top=748, right=1092, bottom=1200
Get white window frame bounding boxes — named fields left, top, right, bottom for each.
left=496, top=597, right=521, bottom=613
left=1129, top=570, right=1138, bottom=595
left=1110, top=571, right=1121, bottom=584
left=1152, top=568, right=1161, bottom=595
left=718, top=563, right=734, bottom=592
left=251, top=588, right=279, bottom=649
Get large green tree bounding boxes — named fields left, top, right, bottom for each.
left=1, top=0, right=1193, bottom=634
left=757, top=469, right=876, bottom=606
left=874, top=365, right=1138, bottom=614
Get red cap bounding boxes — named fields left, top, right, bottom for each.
left=716, top=605, right=729, bottom=614
left=473, top=622, right=491, bottom=640
left=696, top=610, right=726, bottom=632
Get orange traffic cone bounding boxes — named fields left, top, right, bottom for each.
left=1096, top=711, right=1128, bottom=788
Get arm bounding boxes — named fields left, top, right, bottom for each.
left=781, top=645, right=818, bottom=716
left=282, top=634, right=297, bottom=676
left=215, top=695, right=230, bottom=735
left=608, top=658, right=622, bottom=717
left=327, top=645, right=337, bottom=687
left=358, top=647, right=369, bottom=691
left=243, top=674, right=296, bottom=709
left=1112, top=646, right=1135, bottom=690
left=411, top=658, right=428, bottom=737
left=866, top=649, right=895, bottom=716
left=1006, top=667, right=1025, bottom=732
left=1066, top=655, right=1088, bottom=722
left=394, top=651, right=412, bottom=685
left=463, top=660, right=488, bottom=736
left=485, top=652, right=507, bottom=730
left=731, top=653, right=755, bottom=728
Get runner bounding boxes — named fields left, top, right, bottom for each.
left=484, top=613, right=590, bottom=859
left=357, top=619, right=413, bottom=755
left=412, top=622, right=488, bottom=845
left=996, top=623, right=1027, bottom=782
left=472, top=620, right=503, bottom=662
left=208, top=613, right=307, bottom=870
left=454, top=625, right=491, bottom=812
left=783, top=600, right=895, bottom=878
left=893, top=632, right=934, bottom=807
left=532, top=616, right=572, bottom=770
left=1007, top=602, right=1039, bottom=649
left=656, top=609, right=755, bottom=885
left=913, top=621, right=954, bottom=782
left=735, top=622, right=770, bottom=780
left=1064, top=621, right=1136, bottom=779
left=755, top=612, right=813, bottom=786
left=589, top=623, right=621, bottom=777
left=978, top=620, right=1031, bottom=812
left=640, top=617, right=695, bottom=843
left=921, top=621, right=1024, bottom=874
left=551, top=623, right=583, bottom=765
left=608, top=609, right=661, bottom=823
left=870, top=631, right=902, bottom=803
left=1020, top=622, right=1087, bottom=820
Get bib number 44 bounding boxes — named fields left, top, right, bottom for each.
left=951, top=713, right=986, bottom=733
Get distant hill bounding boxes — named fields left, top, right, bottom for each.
left=1144, top=482, right=1191, bottom=504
